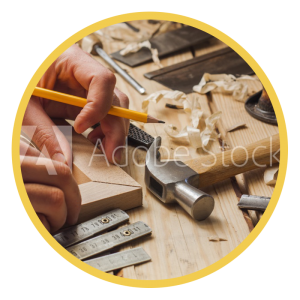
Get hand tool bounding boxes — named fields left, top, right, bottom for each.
left=127, top=123, right=155, bottom=149
left=245, top=88, right=277, bottom=125
left=144, top=47, right=254, bottom=93
left=85, top=247, right=151, bottom=272
left=92, top=122, right=155, bottom=149
left=145, top=134, right=280, bottom=220
left=82, top=34, right=146, bottom=94
left=238, top=194, right=270, bottom=211
left=67, top=221, right=152, bottom=260
left=32, top=87, right=164, bottom=123
left=53, top=209, right=129, bottom=248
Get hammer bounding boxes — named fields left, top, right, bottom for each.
left=145, top=134, right=280, bottom=220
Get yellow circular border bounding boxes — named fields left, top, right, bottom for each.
left=12, top=12, right=287, bottom=288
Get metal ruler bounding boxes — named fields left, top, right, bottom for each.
left=238, top=194, right=270, bottom=211
left=85, top=247, right=151, bottom=272
left=53, top=209, right=129, bottom=248
left=67, top=221, right=152, bottom=260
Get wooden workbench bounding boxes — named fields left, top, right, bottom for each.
left=88, top=21, right=278, bottom=280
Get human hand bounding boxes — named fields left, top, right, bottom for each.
left=22, top=44, right=129, bottom=165
left=20, top=141, right=81, bottom=232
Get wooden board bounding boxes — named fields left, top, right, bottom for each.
left=78, top=21, right=278, bottom=279
left=144, top=47, right=254, bottom=93
left=55, top=120, right=143, bottom=224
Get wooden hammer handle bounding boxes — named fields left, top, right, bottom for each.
left=185, top=134, right=280, bottom=188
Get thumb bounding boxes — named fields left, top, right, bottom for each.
left=22, top=98, right=72, bottom=166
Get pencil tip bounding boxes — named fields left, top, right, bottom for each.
left=158, top=120, right=165, bottom=124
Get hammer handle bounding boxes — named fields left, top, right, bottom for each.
left=185, top=134, right=280, bottom=188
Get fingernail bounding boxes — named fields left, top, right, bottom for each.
left=114, top=148, right=123, bottom=165
left=52, top=153, right=67, bottom=164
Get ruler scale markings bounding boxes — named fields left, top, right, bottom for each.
left=53, top=209, right=129, bottom=248
left=67, top=221, right=152, bottom=260
left=85, top=247, right=151, bottom=272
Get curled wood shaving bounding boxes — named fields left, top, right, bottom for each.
left=143, top=90, right=221, bottom=149
left=193, top=73, right=259, bottom=102
left=120, top=40, right=162, bottom=68
left=164, top=111, right=221, bottom=149
left=264, top=165, right=279, bottom=186
left=95, top=23, right=151, bottom=43
left=142, top=91, right=204, bottom=129
left=142, top=90, right=186, bottom=112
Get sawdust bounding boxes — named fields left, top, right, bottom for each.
left=264, top=165, right=279, bottom=186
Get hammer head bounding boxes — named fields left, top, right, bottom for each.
left=145, top=137, right=214, bottom=220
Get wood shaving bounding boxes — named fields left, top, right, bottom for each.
left=226, top=122, right=247, bottom=132
left=142, top=90, right=186, bottom=112
left=120, top=40, right=162, bottom=68
left=95, top=23, right=151, bottom=43
left=208, top=236, right=227, bottom=242
left=143, top=91, right=204, bottom=128
left=193, top=73, right=259, bottom=102
left=164, top=110, right=221, bottom=149
left=264, top=165, right=279, bottom=185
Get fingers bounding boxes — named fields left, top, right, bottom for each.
left=59, top=46, right=116, bottom=133
left=21, top=156, right=81, bottom=225
left=22, top=98, right=72, bottom=166
left=37, top=213, right=51, bottom=232
left=26, top=183, right=67, bottom=232
left=88, top=91, right=129, bottom=164
left=20, top=140, right=44, bottom=157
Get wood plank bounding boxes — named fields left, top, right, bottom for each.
left=80, top=22, right=254, bottom=279
left=78, top=182, right=142, bottom=224
left=53, top=119, right=143, bottom=224
left=205, top=76, right=278, bottom=225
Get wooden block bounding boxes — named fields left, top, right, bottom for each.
left=54, top=120, right=143, bottom=224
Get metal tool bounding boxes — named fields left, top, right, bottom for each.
left=145, top=137, right=214, bottom=221
left=53, top=209, right=129, bottom=248
left=127, top=123, right=155, bottom=149
left=67, top=221, right=152, bottom=260
left=238, top=194, right=270, bottom=211
left=145, top=135, right=280, bottom=221
left=245, top=88, right=277, bottom=124
left=83, top=34, right=145, bottom=94
left=85, top=247, right=151, bottom=272
left=92, top=122, right=155, bottom=149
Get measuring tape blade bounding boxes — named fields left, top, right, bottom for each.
left=238, top=194, right=270, bottom=211
left=53, top=209, right=129, bottom=248
left=67, top=221, right=152, bottom=260
left=85, top=247, right=151, bottom=272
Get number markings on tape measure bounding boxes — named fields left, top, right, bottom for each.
left=85, top=247, right=151, bottom=272
left=53, top=209, right=129, bottom=248
left=67, top=221, right=152, bottom=260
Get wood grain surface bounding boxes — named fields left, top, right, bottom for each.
left=79, top=20, right=279, bottom=279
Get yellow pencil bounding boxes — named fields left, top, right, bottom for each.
left=32, top=87, right=165, bottom=124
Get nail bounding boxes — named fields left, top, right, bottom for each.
left=52, top=153, right=67, bottom=164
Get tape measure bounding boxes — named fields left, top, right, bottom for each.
left=67, top=221, right=152, bottom=260
left=53, top=209, right=129, bottom=248
left=85, top=247, right=151, bottom=272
